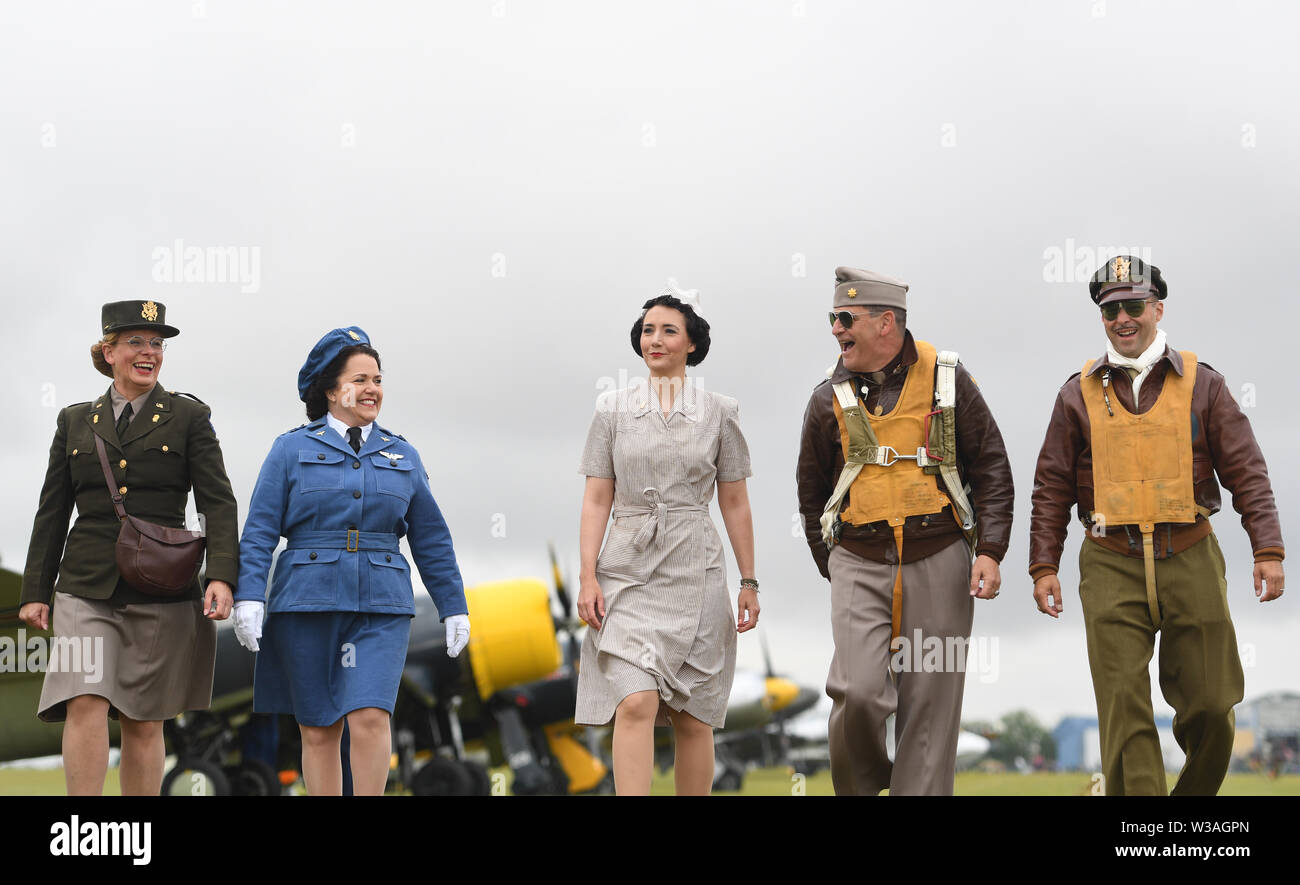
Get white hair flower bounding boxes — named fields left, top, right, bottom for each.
left=664, top=277, right=701, bottom=310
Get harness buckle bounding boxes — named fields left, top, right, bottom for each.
left=346, top=529, right=359, bottom=552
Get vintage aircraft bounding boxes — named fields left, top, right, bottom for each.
left=2, top=550, right=821, bottom=796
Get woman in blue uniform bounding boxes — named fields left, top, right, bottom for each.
left=234, top=326, right=470, bottom=795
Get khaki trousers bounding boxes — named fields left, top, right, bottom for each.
left=1078, top=532, right=1244, bottom=796
left=825, top=539, right=974, bottom=795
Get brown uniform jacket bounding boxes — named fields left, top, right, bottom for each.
left=20, top=384, right=240, bottom=606
left=1029, top=347, right=1284, bottom=580
left=797, top=332, right=1016, bottom=580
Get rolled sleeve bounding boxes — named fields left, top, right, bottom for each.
left=715, top=397, right=752, bottom=483
left=577, top=396, right=615, bottom=478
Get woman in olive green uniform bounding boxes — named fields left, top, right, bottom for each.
left=18, top=301, right=239, bottom=795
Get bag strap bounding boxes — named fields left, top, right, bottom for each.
left=93, top=434, right=129, bottom=522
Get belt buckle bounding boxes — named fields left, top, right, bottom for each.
left=346, top=529, right=359, bottom=552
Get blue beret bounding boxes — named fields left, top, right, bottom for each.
left=297, top=326, right=371, bottom=401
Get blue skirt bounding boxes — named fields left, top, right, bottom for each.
left=253, top=611, right=412, bottom=727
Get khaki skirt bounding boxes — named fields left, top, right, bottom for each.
left=37, top=592, right=217, bottom=723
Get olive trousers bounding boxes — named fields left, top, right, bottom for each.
left=1078, top=532, right=1244, bottom=796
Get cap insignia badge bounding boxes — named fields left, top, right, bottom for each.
left=348, top=330, right=360, bottom=341
left=141, top=301, right=159, bottom=322
left=1112, top=257, right=1131, bottom=282
left=847, top=288, right=857, bottom=298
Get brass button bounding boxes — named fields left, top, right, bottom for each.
left=353, top=461, right=360, bottom=469
left=119, top=486, right=127, bottom=495
left=119, top=459, right=127, bottom=469
left=317, top=453, right=326, bottom=460
left=352, top=491, right=361, bottom=499
left=309, top=552, right=318, bottom=560
left=162, top=445, right=169, bottom=452
left=71, top=449, right=78, bottom=456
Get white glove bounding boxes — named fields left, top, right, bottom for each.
left=233, top=600, right=265, bottom=652
left=445, top=614, right=470, bottom=658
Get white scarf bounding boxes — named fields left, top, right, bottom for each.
left=1106, top=328, right=1167, bottom=401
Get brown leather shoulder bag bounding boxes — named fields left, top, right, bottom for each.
left=94, top=435, right=205, bottom=596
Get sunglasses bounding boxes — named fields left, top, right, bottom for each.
left=828, top=310, right=872, bottom=329
left=1099, top=297, right=1157, bottom=322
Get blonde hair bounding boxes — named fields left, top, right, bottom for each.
left=91, top=332, right=118, bottom=378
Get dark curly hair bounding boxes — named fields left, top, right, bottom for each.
left=629, top=294, right=710, bottom=366
left=304, top=344, right=382, bottom=421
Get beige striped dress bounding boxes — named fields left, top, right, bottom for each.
left=575, top=379, right=751, bottom=728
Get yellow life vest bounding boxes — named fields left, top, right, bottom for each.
left=1080, top=352, right=1198, bottom=628
left=821, top=340, right=974, bottom=644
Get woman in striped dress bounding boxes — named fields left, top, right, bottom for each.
left=575, top=286, right=759, bottom=795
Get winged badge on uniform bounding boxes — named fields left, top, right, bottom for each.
left=378, top=451, right=404, bottom=463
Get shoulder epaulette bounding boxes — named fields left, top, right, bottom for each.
left=168, top=391, right=208, bottom=405
left=280, top=423, right=310, bottom=436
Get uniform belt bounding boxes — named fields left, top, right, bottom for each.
left=286, top=530, right=400, bottom=553
left=613, top=488, right=709, bottom=550
left=1085, top=518, right=1213, bottom=561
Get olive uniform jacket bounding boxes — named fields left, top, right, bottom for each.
left=20, top=384, right=240, bottom=606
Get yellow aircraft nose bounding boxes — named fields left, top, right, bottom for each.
left=763, top=677, right=800, bottom=712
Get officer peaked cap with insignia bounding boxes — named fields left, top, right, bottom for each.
left=833, top=267, right=908, bottom=310
left=1089, top=255, right=1168, bottom=305
left=297, top=326, right=372, bottom=401
left=101, top=300, right=180, bottom=338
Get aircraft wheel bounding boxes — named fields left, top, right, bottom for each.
left=411, top=758, right=476, bottom=796
left=162, top=758, right=230, bottom=796
left=462, top=760, right=493, bottom=796
left=227, top=759, right=281, bottom=796
left=713, top=770, right=743, bottom=792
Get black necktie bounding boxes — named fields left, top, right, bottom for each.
left=347, top=426, right=362, bottom=453
left=116, top=403, right=133, bottom=441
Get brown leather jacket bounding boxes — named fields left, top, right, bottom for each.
left=797, top=332, right=1015, bottom=580
left=1029, top=347, right=1285, bottom=579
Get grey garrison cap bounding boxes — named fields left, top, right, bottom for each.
left=833, top=266, right=909, bottom=310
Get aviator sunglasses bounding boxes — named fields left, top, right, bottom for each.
left=828, top=310, right=871, bottom=328
left=1099, top=297, right=1158, bottom=322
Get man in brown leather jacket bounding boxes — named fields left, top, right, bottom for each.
left=1030, top=256, right=1285, bottom=796
left=797, top=266, right=1014, bottom=795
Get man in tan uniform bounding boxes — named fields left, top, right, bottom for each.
left=1030, top=256, right=1285, bottom=795
left=797, top=267, right=1015, bottom=795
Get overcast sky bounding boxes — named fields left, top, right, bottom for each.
left=2, top=0, right=1296, bottom=726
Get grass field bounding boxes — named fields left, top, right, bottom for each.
left=3, top=764, right=1298, bottom=796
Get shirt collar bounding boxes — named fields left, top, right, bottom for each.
left=108, top=383, right=155, bottom=421
left=644, top=376, right=698, bottom=421
left=325, top=412, right=373, bottom=443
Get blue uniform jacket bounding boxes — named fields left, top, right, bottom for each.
left=236, top=419, right=468, bottom=619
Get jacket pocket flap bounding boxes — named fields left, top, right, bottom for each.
left=367, top=551, right=408, bottom=569
left=369, top=454, right=415, bottom=471
left=291, top=547, right=343, bottom=564
left=299, top=450, right=346, bottom=464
